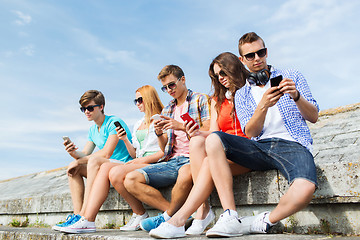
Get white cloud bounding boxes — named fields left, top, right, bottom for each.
left=20, top=44, right=35, bottom=56
left=12, top=10, right=32, bottom=25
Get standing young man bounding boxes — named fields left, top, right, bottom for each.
left=204, top=32, right=319, bottom=237
left=52, top=90, right=132, bottom=230
left=124, top=65, right=210, bottom=231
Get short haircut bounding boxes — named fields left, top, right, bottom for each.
left=238, top=32, right=266, bottom=56
left=157, top=65, right=184, bottom=81
left=79, top=90, right=105, bottom=113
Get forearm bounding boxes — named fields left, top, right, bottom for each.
left=245, top=105, right=268, bottom=138
left=157, top=134, right=168, bottom=152
left=122, top=138, right=136, bottom=158
left=294, top=95, right=318, bottom=123
left=135, top=151, right=164, bottom=164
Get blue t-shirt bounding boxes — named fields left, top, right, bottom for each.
left=87, top=115, right=132, bottom=163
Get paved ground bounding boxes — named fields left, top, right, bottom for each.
left=0, top=226, right=359, bottom=240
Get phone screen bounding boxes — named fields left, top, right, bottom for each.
left=114, top=121, right=123, bottom=129
left=270, top=75, right=283, bottom=87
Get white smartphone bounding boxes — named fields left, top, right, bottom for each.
left=62, top=136, right=71, bottom=145
left=151, top=114, right=163, bottom=121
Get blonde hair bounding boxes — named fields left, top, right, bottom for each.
left=136, top=85, right=164, bottom=127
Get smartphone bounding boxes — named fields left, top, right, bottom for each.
left=151, top=114, right=163, bottom=121
left=270, top=75, right=283, bottom=87
left=114, top=121, right=123, bottom=129
left=180, top=113, right=199, bottom=129
left=62, top=136, right=71, bottom=145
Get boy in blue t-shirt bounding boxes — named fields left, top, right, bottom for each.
left=52, top=90, right=132, bottom=231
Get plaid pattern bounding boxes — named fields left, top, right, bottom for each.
left=161, top=89, right=210, bottom=161
left=235, top=67, right=319, bottom=151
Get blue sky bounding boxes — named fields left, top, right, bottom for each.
left=1, top=0, right=359, bottom=180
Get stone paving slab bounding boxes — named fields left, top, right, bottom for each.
left=1, top=226, right=359, bottom=240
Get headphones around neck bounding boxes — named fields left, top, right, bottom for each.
left=247, top=65, right=271, bottom=86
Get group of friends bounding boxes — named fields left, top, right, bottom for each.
left=52, top=32, right=319, bottom=238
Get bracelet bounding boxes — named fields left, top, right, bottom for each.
left=291, top=90, right=300, bottom=102
left=155, top=130, right=164, bottom=137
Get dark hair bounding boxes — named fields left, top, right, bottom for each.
left=209, top=52, right=249, bottom=116
left=79, top=90, right=105, bottom=113
left=157, top=65, right=184, bottom=81
left=238, top=32, right=265, bottom=56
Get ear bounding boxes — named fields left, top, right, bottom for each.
left=239, top=56, right=246, bottom=65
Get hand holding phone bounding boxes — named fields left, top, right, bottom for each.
left=270, top=75, right=283, bottom=87
left=114, top=121, right=123, bottom=129
left=62, top=136, right=71, bottom=146
left=151, top=114, right=163, bottom=121
left=180, top=113, right=199, bottom=130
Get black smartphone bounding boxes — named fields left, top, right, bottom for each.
left=270, top=75, right=283, bottom=87
left=114, top=121, right=123, bottom=129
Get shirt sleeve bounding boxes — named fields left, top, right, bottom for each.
left=198, top=94, right=211, bottom=122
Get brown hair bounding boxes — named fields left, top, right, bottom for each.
left=157, top=65, right=184, bottom=81
left=136, top=85, right=164, bottom=127
left=238, top=32, right=265, bottom=56
left=79, top=90, right=105, bottom=113
left=209, top=52, right=249, bottom=116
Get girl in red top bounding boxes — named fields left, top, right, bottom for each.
left=149, top=52, right=251, bottom=238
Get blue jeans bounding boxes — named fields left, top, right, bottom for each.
left=213, top=131, right=317, bottom=186
left=136, top=155, right=190, bottom=188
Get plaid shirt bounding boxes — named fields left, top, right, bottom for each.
left=161, top=89, right=210, bottom=161
left=235, top=66, right=319, bottom=151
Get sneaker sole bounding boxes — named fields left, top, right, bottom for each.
left=206, top=230, right=243, bottom=238
left=149, top=232, right=186, bottom=239
left=120, top=225, right=140, bottom=231
left=60, top=228, right=96, bottom=234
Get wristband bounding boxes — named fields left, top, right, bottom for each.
left=155, top=130, right=164, bottom=137
left=291, top=90, right=300, bottom=102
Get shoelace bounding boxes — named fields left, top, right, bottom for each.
left=154, top=215, right=165, bottom=226
left=68, top=215, right=81, bottom=225
left=251, top=215, right=268, bottom=233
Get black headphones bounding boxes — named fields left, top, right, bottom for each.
left=247, top=65, right=271, bottom=86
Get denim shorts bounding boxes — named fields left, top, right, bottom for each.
left=213, top=131, right=317, bottom=186
left=136, top=155, right=190, bottom=188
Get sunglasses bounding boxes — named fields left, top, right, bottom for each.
left=134, top=97, right=143, bottom=105
left=80, top=105, right=100, bottom=113
left=215, top=70, right=227, bottom=79
left=243, top=48, right=267, bottom=61
left=161, top=77, right=182, bottom=93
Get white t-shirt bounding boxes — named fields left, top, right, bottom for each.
left=251, top=81, right=295, bottom=142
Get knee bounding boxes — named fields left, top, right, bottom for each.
left=109, top=167, right=125, bottom=186
left=87, top=155, right=103, bottom=168
left=205, top=133, right=222, bottom=154
left=292, top=179, right=316, bottom=204
left=189, top=135, right=205, bottom=151
left=124, top=171, right=143, bottom=191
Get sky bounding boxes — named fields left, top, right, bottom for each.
left=0, top=0, right=359, bottom=181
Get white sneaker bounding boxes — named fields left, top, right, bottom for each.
left=120, top=212, right=149, bottom=231
left=59, top=216, right=96, bottom=234
left=250, top=211, right=273, bottom=233
left=185, top=208, right=215, bottom=235
left=149, top=222, right=185, bottom=239
left=205, top=210, right=250, bottom=237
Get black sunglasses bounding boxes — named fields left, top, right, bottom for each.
left=243, top=48, right=267, bottom=61
left=80, top=105, right=100, bottom=113
left=134, top=97, right=143, bottom=105
left=215, top=70, right=227, bottom=79
left=161, top=77, right=181, bottom=93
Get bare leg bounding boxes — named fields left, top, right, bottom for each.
left=167, top=158, right=249, bottom=227
left=189, top=136, right=209, bottom=219
left=124, top=171, right=170, bottom=211
left=269, top=179, right=315, bottom=223
left=80, top=156, right=110, bottom=215
left=166, top=164, right=193, bottom=216
left=205, top=133, right=237, bottom=211
left=68, top=164, right=87, bottom=214
left=109, top=163, right=151, bottom=215
left=83, top=162, right=120, bottom=221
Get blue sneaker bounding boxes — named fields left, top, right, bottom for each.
left=140, top=214, right=165, bottom=232
left=52, top=214, right=80, bottom=231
